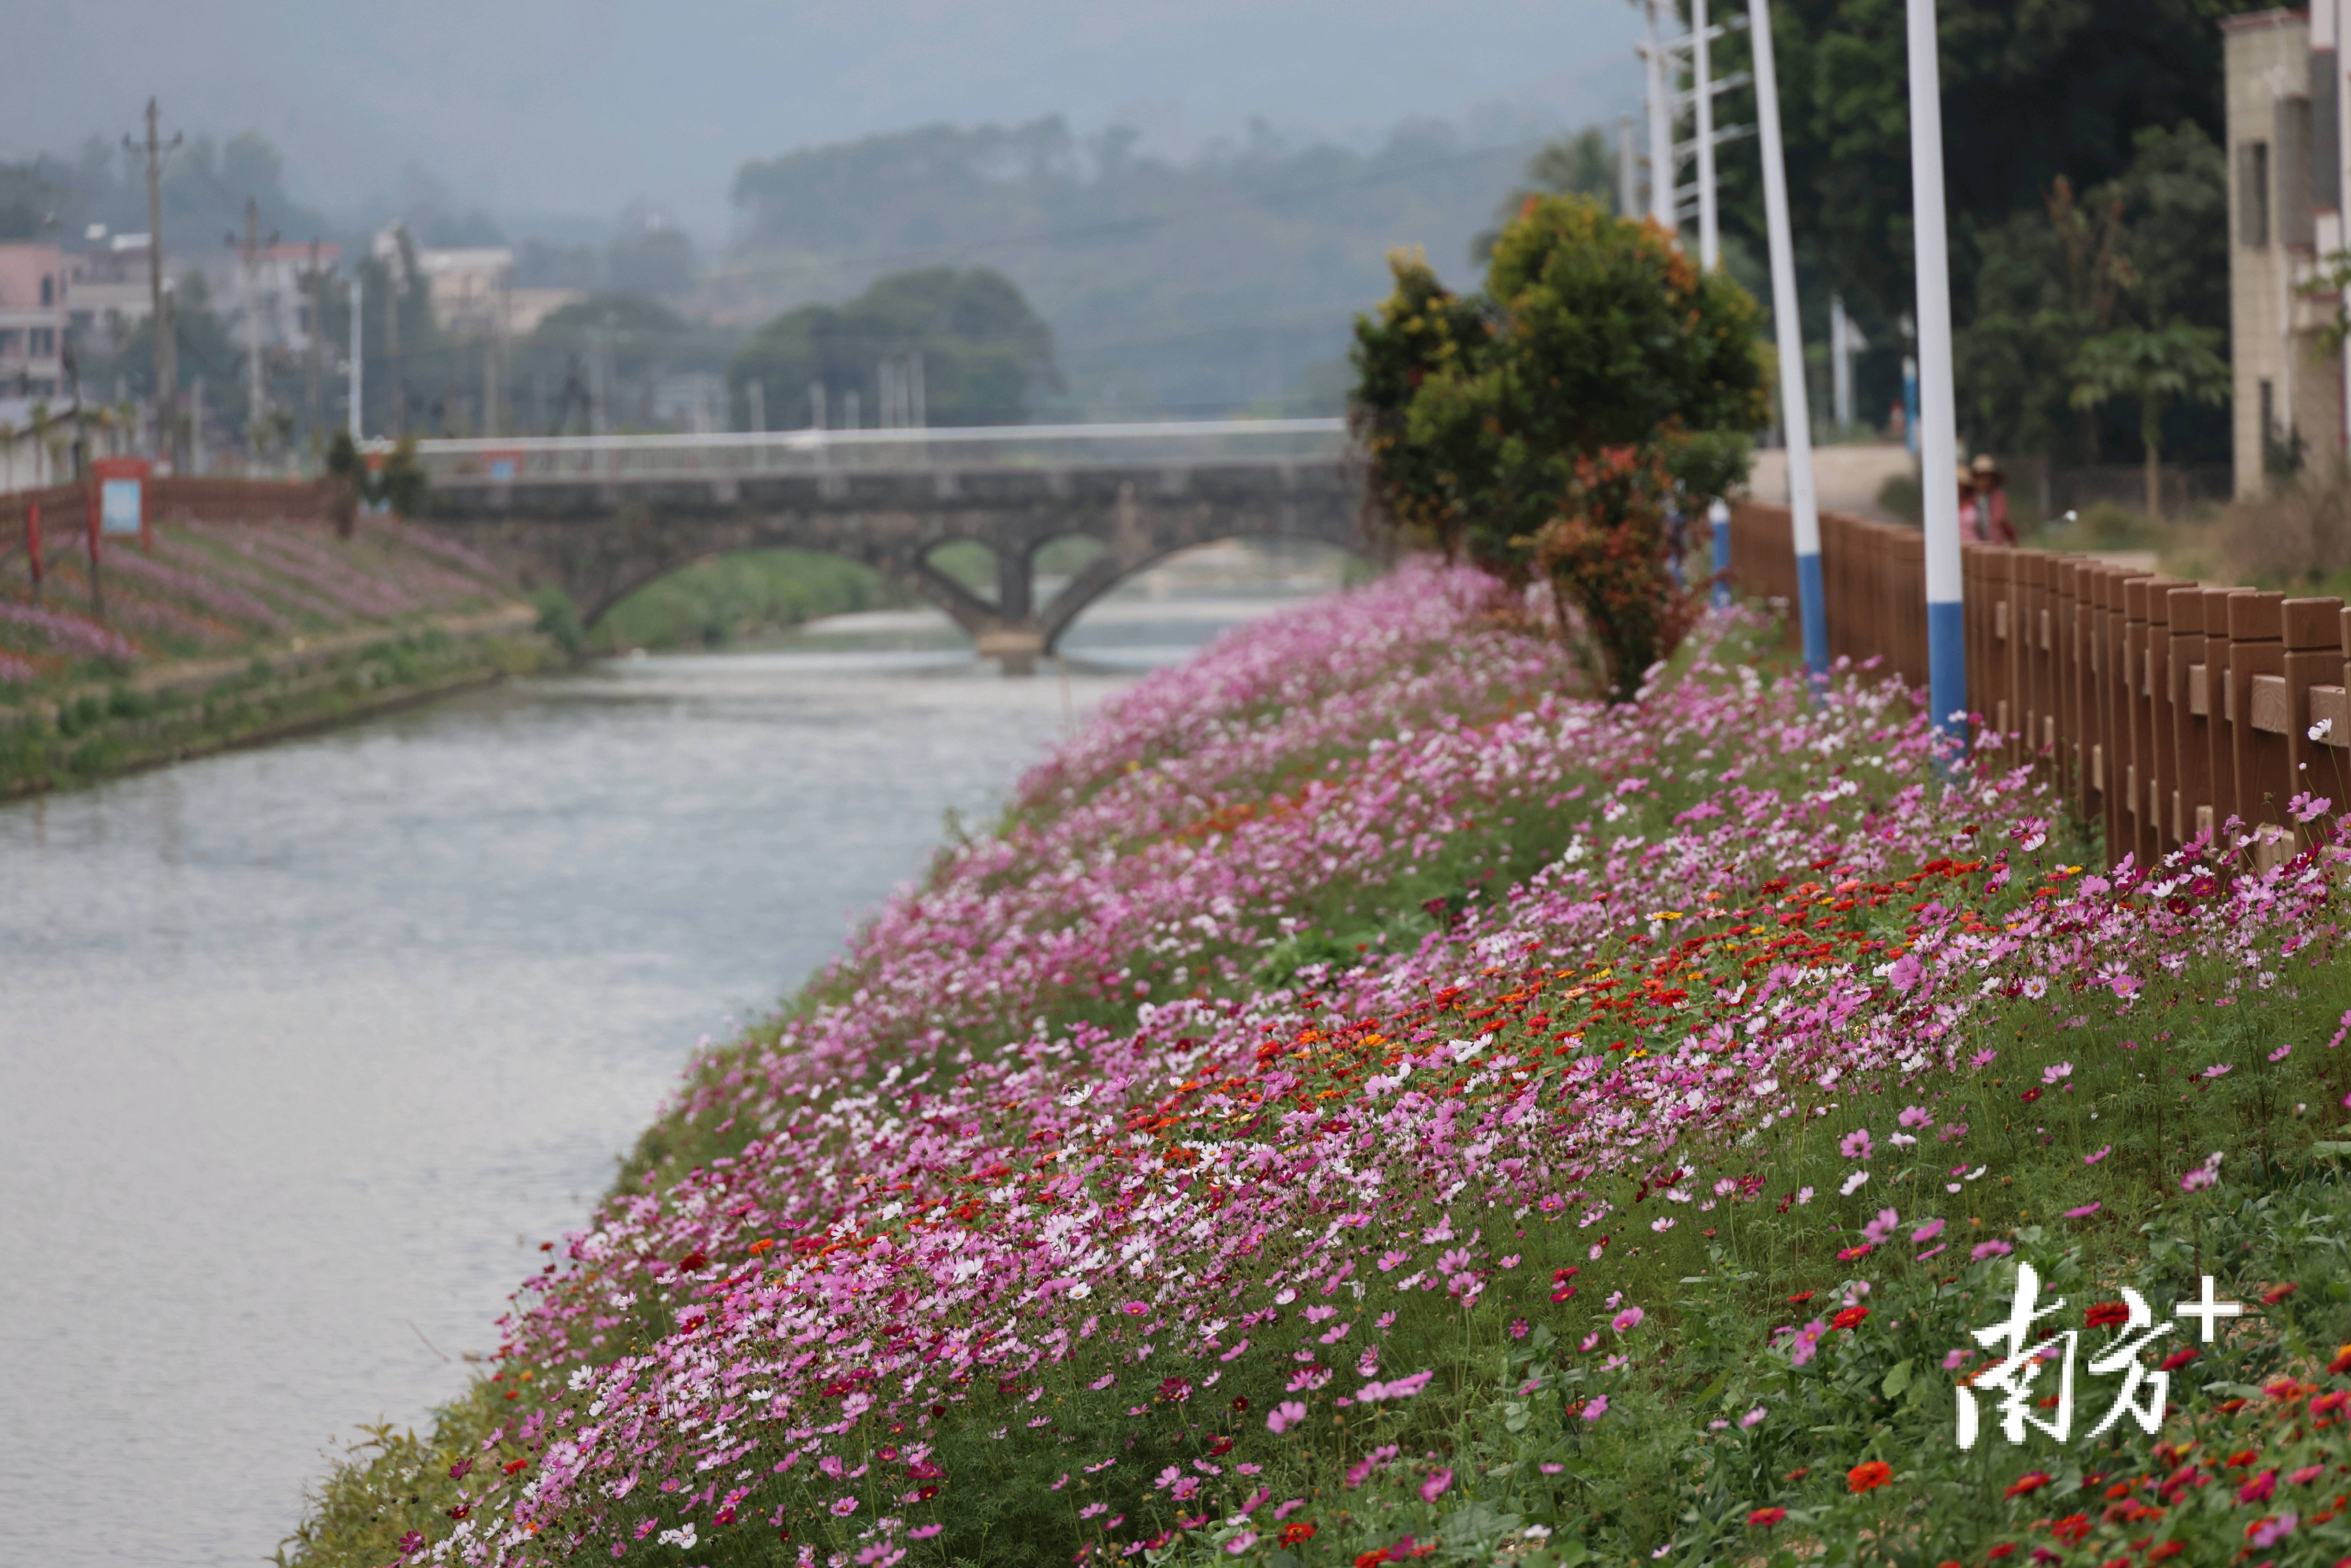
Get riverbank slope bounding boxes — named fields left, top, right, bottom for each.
left=0, top=514, right=553, bottom=794
left=290, top=561, right=2351, bottom=1568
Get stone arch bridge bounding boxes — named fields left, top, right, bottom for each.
left=411, top=421, right=1365, bottom=669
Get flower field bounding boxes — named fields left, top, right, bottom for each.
left=0, top=517, right=512, bottom=692
left=295, top=559, right=2351, bottom=1568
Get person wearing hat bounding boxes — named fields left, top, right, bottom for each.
left=1957, top=464, right=1982, bottom=543
left=1972, top=454, right=2015, bottom=546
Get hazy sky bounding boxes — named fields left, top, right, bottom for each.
left=4, top=0, right=1642, bottom=237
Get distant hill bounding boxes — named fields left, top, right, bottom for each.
left=706, top=114, right=1561, bottom=419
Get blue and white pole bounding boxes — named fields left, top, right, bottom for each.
left=1746, top=0, right=1826, bottom=675
left=1905, top=0, right=1967, bottom=744
left=1709, top=497, right=1732, bottom=608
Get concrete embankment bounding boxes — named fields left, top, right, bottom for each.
left=0, top=603, right=552, bottom=796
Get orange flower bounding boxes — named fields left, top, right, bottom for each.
left=2004, top=1471, right=2050, bottom=1498
left=1847, top=1460, right=1892, bottom=1494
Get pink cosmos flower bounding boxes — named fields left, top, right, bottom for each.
left=1611, top=1306, right=1645, bottom=1332
left=1420, top=1468, right=1453, bottom=1503
left=1265, top=1401, right=1307, bottom=1435
left=1972, top=1240, right=2013, bottom=1261
left=1911, top=1218, right=1945, bottom=1244
left=1580, top=1396, right=1608, bottom=1421
left=1839, top=1129, right=1874, bottom=1160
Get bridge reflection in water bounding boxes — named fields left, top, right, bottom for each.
left=413, top=419, right=1364, bottom=671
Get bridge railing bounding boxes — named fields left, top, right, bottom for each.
left=1727, top=499, right=2351, bottom=874
left=408, top=418, right=1351, bottom=485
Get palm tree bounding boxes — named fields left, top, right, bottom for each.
left=2067, top=323, right=2228, bottom=519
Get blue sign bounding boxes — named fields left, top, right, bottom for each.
left=100, top=478, right=143, bottom=535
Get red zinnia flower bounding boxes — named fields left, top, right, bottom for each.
left=1832, top=1305, right=1870, bottom=1330
left=2329, top=1345, right=2351, bottom=1375
left=2004, top=1471, right=2051, bottom=1499
left=2085, top=1301, right=2130, bottom=1328
left=1746, top=1507, right=1787, bottom=1527
left=1847, top=1460, right=1892, bottom=1494
left=2157, top=1346, right=2198, bottom=1372
left=1278, top=1523, right=1316, bottom=1547
left=2264, top=1282, right=2299, bottom=1305
left=1786, top=1291, right=1815, bottom=1305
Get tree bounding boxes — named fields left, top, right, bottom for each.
left=1352, top=196, right=1766, bottom=700
left=1955, top=124, right=2227, bottom=463
left=728, top=267, right=1059, bottom=428
left=2067, top=323, right=2228, bottom=518
left=1471, top=128, right=1617, bottom=260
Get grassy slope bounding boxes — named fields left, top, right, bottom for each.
left=0, top=517, right=545, bottom=790
left=283, top=573, right=2351, bottom=1568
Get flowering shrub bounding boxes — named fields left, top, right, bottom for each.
left=287, top=559, right=2351, bottom=1568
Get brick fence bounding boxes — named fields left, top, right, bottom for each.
left=1728, top=500, right=2351, bottom=871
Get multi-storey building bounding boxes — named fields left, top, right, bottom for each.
left=0, top=242, right=69, bottom=401
left=2225, top=6, right=2351, bottom=494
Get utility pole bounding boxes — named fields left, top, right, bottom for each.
left=300, top=239, right=327, bottom=448
left=125, top=100, right=181, bottom=468
left=228, top=198, right=278, bottom=463
left=1643, top=1, right=1674, bottom=230
left=1617, top=114, right=1638, bottom=218
left=347, top=272, right=364, bottom=441
left=1905, top=0, right=1966, bottom=742
left=380, top=228, right=406, bottom=437
left=1748, top=0, right=1827, bottom=677
left=1693, top=0, right=1720, bottom=269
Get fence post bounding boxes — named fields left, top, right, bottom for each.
left=2224, top=591, right=2287, bottom=866
left=2024, top=552, right=2053, bottom=770
left=2168, top=586, right=2213, bottom=848
left=2282, top=597, right=2346, bottom=853
left=2120, top=577, right=2150, bottom=868
left=2139, top=578, right=2186, bottom=859
left=2201, top=588, right=2245, bottom=842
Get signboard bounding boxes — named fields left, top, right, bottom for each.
left=91, top=457, right=151, bottom=547
left=100, top=479, right=142, bottom=535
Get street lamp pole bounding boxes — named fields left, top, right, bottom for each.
left=1746, top=0, right=1826, bottom=673
left=1906, top=0, right=1967, bottom=741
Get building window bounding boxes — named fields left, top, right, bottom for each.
left=28, top=327, right=55, bottom=356
left=0, top=329, right=18, bottom=357
left=40, top=274, right=54, bottom=305
left=2241, top=140, right=2272, bottom=247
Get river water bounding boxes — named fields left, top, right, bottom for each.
left=0, top=595, right=1302, bottom=1568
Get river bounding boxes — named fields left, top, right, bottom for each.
left=0, top=592, right=1311, bottom=1568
